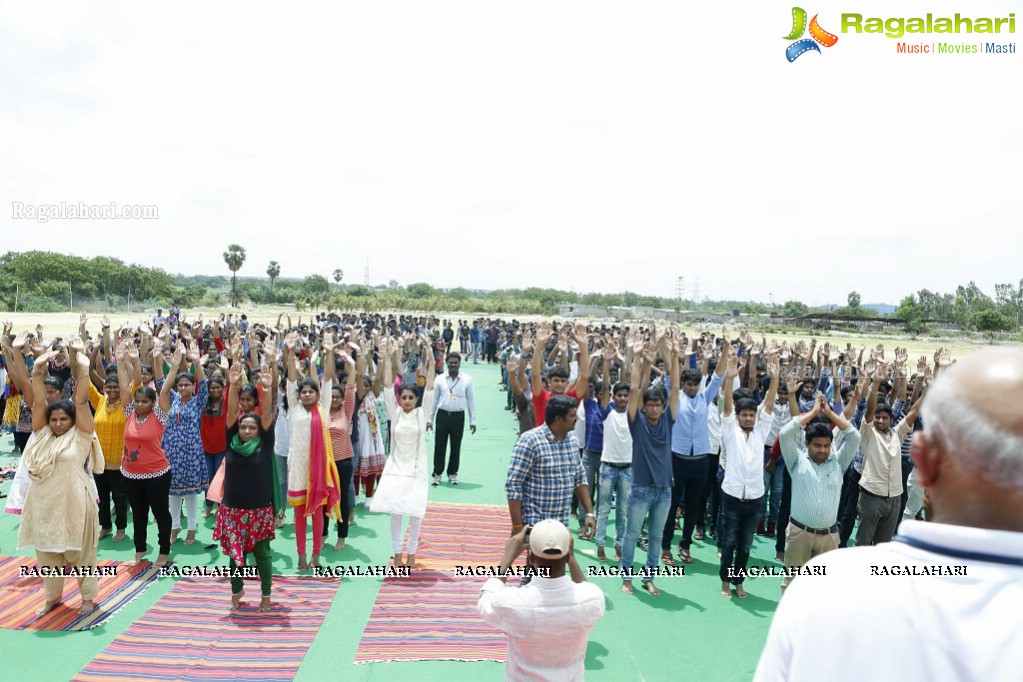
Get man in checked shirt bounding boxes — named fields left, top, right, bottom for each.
left=505, top=395, right=595, bottom=541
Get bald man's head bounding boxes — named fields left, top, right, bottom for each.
left=913, top=348, right=1023, bottom=528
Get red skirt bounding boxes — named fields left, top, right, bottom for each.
left=213, top=505, right=275, bottom=564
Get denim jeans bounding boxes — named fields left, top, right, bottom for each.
left=204, top=450, right=227, bottom=509
left=762, top=447, right=785, bottom=524
left=572, top=450, right=602, bottom=528
left=595, top=463, right=632, bottom=548
left=719, top=492, right=763, bottom=584
left=620, top=485, right=672, bottom=582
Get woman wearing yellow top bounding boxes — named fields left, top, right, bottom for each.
left=89, top=372, right=129, bottom=542
left=18, top=337, right=104, bottom=616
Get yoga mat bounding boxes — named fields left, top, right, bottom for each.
left=355, top=501, right=512, bottom=662
left=0, top=554, right=161, bottom=631
left=74, top=574, right=341, bottom=681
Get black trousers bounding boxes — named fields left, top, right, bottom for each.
left=698, top=452, right=721, bottom=531
left=838, top=468, right=862, bottom=547
left=96, top=469, right=129, bottom=530
left=485, top=342, right=498, bottom=363
left=774, top=465, right=792, bottom=555
left=895, top=456, right=914, bottom=533
left=123, top=471, right=172, bottom=555
left=662, top=455, right=709, bottom=551
left=323, top=458, right=353, bottom=539
left=13, top=431, right=30, bottom=452
left=433, top=410, right=465, bottom=476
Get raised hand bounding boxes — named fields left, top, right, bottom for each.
left=187, top=342, right=201, bottom=363
left=284, top=332, right=299, bottom=353
left=33, top=348, right=60, bottom=367
left=67, top=334, right=86, bottom=354
left=170, top=346, right=184, bottom=370
left=936, top=348, right=953, bottom=367
left=766, top=355, right=780, bottom=378
left=724, top=347, right=741, bottom=379
left=228, top=359, right=244, bottom=385
left=917, top=355, right=928, bottom=375
left=894, top=347, right=908, bottom=366
left=12, top=330, right=30, bottom=350
left=506, top=354, right=519, bottom=374
left=874, top=344, right=885, bottom=360
left=864, top=358, right=877, bottom=379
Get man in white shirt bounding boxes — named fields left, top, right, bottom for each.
left=428, top=353, right=476, bottom=486
left=718, top=347, right=778, bottom=599
left=596, top=382, right=633, bottom=563
left=755, top=347, right=1023, bottom=682
left=479, top=520, right=605, bottom=682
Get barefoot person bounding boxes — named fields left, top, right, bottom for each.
left=284, top=331, right=343, bottom=570
left=619, top=327, right=680, bottom=597
left=162, top=335, right=208, bottom=546
left=116, top=340, right=174, bottom=567
left=718, top=346, right=779, bottom=599
left=371, top=337, right=435, bottom=567
left=216, top=356, right=281, bottom=612
left=18, top=341, right=105, bottom=616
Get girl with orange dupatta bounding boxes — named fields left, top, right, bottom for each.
left=282, top=331, right=343, bottom=570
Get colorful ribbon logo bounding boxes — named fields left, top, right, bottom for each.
left=785, top=7, right=838, bottom=62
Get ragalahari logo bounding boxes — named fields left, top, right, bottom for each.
left=784, top=7, right=838, bottom=61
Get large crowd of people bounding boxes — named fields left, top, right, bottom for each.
left=1, top=309, right=1019, bottom=681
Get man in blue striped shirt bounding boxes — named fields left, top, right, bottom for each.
left=506, top=395, right=594, bottom=539
left=777, top=393, right=860, bottom=592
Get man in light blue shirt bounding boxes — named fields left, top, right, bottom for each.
left=778, top=393, right=860, bottom=592
left=661, top=359, right=727, bottom=564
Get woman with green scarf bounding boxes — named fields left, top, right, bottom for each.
left=214, top=360, right=282, bottom=612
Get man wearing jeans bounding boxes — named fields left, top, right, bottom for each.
left=620, top=333, right=679, bottom=597
left=664, top=361, right=725, bottom=565
left=595, top=381, right=633, bottom=563
left=719, top=347, right=778, bottom=599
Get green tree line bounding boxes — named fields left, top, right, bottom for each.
left=1, top=250, right=1019, bottom=334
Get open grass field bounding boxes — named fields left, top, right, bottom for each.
left=2, top=308, right=1010, bottom=360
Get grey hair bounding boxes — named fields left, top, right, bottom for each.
left=922, top=375, right=1023, bottom=489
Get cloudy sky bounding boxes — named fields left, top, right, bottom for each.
left=2, top=1, right=1019, bottom=307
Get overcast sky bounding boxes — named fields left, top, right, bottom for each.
left=2, top=1, right=1019, bottom=307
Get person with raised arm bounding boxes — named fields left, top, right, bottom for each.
left=161, top=333, right=209, bottom=546
left=283, top=331, right=342, bottom=570
left=323, top=336, right=358, bottom=551
left=529, top=322, right=590, bottom=428
left=215, top=359, right=280, bottom=612
left=718, top=346, right=778, bottom=599
left=18, top=339, right=104, bottom=616
left=619, top=328, right=680, bottom=597
left=856, top=359, right=926, bottom=546
left=776, top=392, right=860, bottom=593
left=371, top=337, right=436, bottom=568
left=117, top=340, right=174, bottom=567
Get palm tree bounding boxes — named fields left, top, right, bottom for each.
left=333, top=268, right=344, bottom=292
left=223, top=244, right=247, bottom=307
left=267, top=260, right=281, bottom=295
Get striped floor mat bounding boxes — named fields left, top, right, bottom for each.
left=0, top=554, right=160, bottom=631
left=74, top=574, right=340, bottom=681
left=355, top=502, right=512, bottom=662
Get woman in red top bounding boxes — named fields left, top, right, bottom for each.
left=116, top=341, right=174, bottom=567
left=201, top=376, right=228, bottom=517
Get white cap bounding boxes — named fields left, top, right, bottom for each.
left=529, top=519, right=571, bottom=559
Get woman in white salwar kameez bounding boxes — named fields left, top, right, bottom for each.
left=370, top=337, right=435, bottom=568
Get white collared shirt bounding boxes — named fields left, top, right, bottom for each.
left=755, top=521, right=1023, bottom=682
left=720, top=406, right=774, bottom=500
left=431, top=371, right=476, bottom=426
left=479, top=575, right=605, bottom=682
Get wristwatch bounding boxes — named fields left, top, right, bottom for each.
left=585, top=512, right=595, bottom=518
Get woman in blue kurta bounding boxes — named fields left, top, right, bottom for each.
left=161, top=341, right=208, bottom=545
